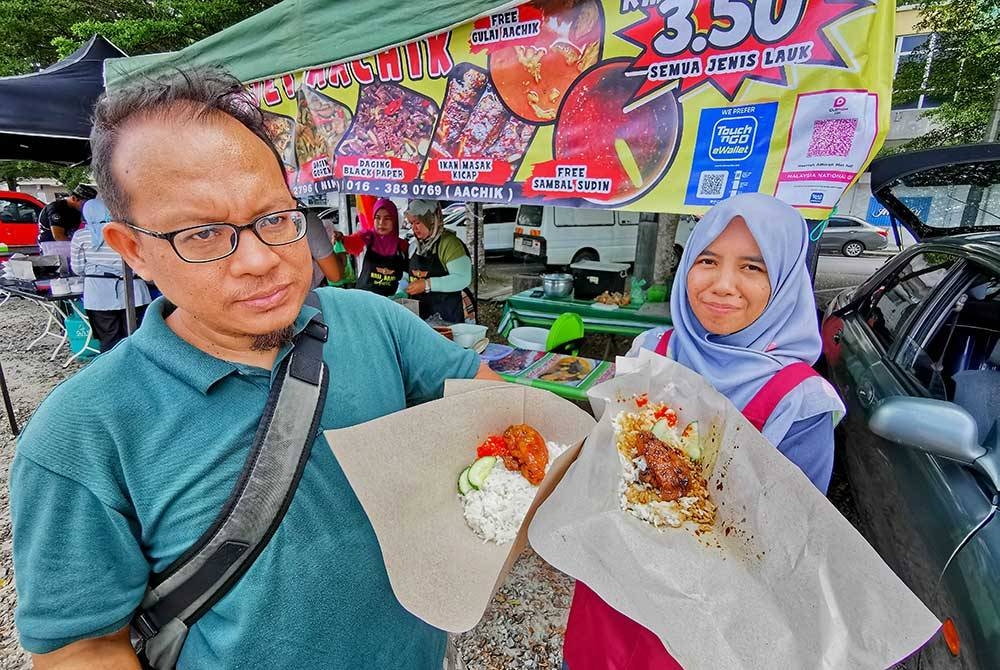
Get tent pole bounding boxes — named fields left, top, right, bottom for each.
left=473, top=202, right=481, bottom=305
left=0, top=358, right=18, bottom=436
left=123, top=263, right=137, bottom=334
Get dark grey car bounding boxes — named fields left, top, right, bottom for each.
left=819, top=214, right=890, bottom=257
left=822, top=143, right=1000, bottom=668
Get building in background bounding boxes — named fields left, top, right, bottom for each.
left=837, top=5, right=936, bottom=247
left=15, top=178, right=68, bottom=204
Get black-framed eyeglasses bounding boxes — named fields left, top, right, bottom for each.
left=123, top=208, right=308, bottom=263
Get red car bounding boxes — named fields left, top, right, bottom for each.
left=0, top=190, right=45, bottom=253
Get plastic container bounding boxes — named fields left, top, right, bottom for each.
left=508, top=326, right=550, bottom=351
left=630, top=278, right=647, bottom=307
left=479, top=343, right=514, bottom=362
left=570, top=260, right=630, bottom=301
left=450, top=323, right=488, bottom=348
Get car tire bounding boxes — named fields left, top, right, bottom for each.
left=572, top=248, right=599, bottom=264
left=842, top=241, right=865, bottom=258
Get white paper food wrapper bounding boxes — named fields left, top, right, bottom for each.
left=529, top=349, right=940, bottom=669
left=325, top=382, right=595, bottom=633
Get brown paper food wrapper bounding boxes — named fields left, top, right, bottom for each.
left=529, top=350, right=940, bottom=669
left=325, top=381, right=595, bottom=633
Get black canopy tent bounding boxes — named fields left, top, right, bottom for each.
left=0, top=35, right=125, bottom=165
left=0, top=36, right=126, bottom=435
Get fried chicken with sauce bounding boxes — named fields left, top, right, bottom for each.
left=635, top=430, right=694, bottom=502
left=502, top=424, right=548, bottom=485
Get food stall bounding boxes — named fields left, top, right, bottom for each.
left=94, top=5, right=951, bottom=667
left=104, top=0, right=896, bottom=396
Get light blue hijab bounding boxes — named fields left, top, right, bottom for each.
left=82, top=198, right=111, bottom=250
left=668, top=193, right=826, bottom=411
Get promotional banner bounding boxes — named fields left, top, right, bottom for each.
left=249, top=0, right=894, bottom=216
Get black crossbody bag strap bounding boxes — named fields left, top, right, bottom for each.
left=130, top=292, right=329, bottom=669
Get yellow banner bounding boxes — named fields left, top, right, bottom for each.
left=250, top=0, right=895, bottom=217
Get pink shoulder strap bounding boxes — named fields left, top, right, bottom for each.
left=741, top=362, right=818, bottom=432
left=654, top=328, right=672, bottom=356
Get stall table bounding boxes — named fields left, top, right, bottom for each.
left=498, top=289, right=671, bottom=339
left=0, top=282, right=83, bottom=361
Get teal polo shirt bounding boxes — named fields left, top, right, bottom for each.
left=10, top=288, right=480, bottom=668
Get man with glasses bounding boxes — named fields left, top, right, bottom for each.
left=10, top=68, right=499, bottom=670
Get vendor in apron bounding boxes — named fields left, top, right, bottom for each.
left=403, top=199, right=473, bottom=323
left=334, top=198, right=408, bottom=296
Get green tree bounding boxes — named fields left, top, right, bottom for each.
left=51, top=1, right=282, bottom=58
left=0, top=161, right=88, bottom=192
left=894, top=0, right=1000, bottom=150
left=0, top=161, right=50, bottom=191
left=0, top=1, right=143, bottom=76
left=0, top=0, right=280, bottom=187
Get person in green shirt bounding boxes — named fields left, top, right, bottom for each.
left=403, top=199, right=473, bottom=323
left=10, top=67, right=499, bottom=670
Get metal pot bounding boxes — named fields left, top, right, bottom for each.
left=540, top=273, right=574, bottom=298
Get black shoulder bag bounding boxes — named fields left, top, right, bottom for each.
left=130, top=292, right=329, bottom=669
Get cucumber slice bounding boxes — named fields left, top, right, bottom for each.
left=458, top=467, right=473, bottom=495
left=651, top=418, right=676, bottom=446
left=680, top=421, right=701, bottom=461
left=468, top=456, right=497, bottom=489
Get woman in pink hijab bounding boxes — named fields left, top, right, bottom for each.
left=335, top=198, right=410, bottom=296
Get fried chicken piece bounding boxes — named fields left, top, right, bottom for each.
left=502, top=424, right=549, bottom=485
left=635, top=431, right=694, bottom=502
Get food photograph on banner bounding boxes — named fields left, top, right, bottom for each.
left=248, top=0, right=893, bottom=218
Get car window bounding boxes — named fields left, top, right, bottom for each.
left=825, top=218, right=848, bottom=228
left=517, top=205, right=543, bottom=227
left=900, top=270, right=1000, bottom=400
left=483, top=207, right=515, bottom=225
left=0, top=198, right=38, bottom=223
left=554, top=207, right=612, bottom=227
left=858, top=251, right=959, bottom=350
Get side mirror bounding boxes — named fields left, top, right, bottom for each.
left=869, top=396, right=1000, bottom=490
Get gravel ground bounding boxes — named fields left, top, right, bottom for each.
left=0, top=296, right=868, bottom=669
left=1, top=298, right=88, bottom=669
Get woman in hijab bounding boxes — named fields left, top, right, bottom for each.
left=70, top=198, right=152, bottom=352
left=335, top=198, right=409, bottom=296
left=403, top=199, right=473, bottom=323
left=561, top=193, right=845, bottom=670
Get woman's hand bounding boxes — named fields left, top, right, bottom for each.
left=405, top=278, right=428, bottom=295
left=332, top=230, right=344, bottom=243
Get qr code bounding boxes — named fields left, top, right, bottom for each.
left=696, top=170, right=729, bottom=199
left=806, top=118, right=858, bottom=157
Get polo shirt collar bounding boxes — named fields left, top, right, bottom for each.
left=130, top=297, right=321, bottom=394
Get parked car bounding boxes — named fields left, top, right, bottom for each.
left=818, top=214, right=889, bottom=257
left=443, top=203, right=518, bottom=254
left=821, top=143, right=1000, bottom=669
left=0, top=190, right=44, bottom=253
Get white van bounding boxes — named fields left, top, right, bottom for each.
left=443, top=204, right=518, bottom=253
left=513, top=205, right=696, bottom=266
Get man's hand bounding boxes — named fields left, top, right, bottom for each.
left=405, top=279, right=428, bottom=296
left=475, top=362, right=502, bottom=381
left=33, top=626, right=141, bottom=669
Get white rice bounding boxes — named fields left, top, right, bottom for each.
left=614, top=410, right=704, bottom=529
left=461, top=442, right=567, bottom=544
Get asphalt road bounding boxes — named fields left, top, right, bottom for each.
left=813, top=252, right=890, bottom=309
